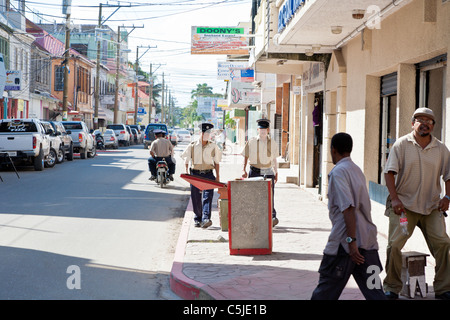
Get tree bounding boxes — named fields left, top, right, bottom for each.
left=191, top=83, right=213, bottom=99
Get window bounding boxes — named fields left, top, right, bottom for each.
left=0, top=36, right=9, bottom=69
left=54, top=65, right=64, bottom=91
left=378, top=72, right=398, bottom=185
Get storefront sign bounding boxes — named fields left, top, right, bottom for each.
left=302, top=62, right=325, bottom=93
left=278, top=0, right=305, bottom=33
left=228, top=82, right=260, bottom=108
left=5, top=70, right=22, bottom=91
left=217, top=61, right=254, bottom=82
left=191, top=26, right=249, bottom=55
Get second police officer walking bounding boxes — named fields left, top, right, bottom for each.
left=181, top=123, right=222, bottom=228
left=241, top=118, right=280, bottom=227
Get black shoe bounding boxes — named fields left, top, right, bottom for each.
left=149, top=175, right=156, bottom=181
left=194, top=221, right=201, bottom=228
left=385, top=291, right=399, bottom=300
left=435, top=291, right=450, bottom=300
left=168, top=174, right=174, bottom=181
left=201, top=219, right=212, bottom=228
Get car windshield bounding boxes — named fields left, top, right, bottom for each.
left=177, top=130, right=190, bottom=135
left=0, top=120, right=38, bottom=132
left=146, top=125, right=167, bottom=133
left=104, top=129, right=114, bottom=134
left=62, top=122, right=83, bottom=130
left=107, top=125, right=125, bottom=130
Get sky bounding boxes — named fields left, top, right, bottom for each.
left=19, top=0, right=253, bottom=108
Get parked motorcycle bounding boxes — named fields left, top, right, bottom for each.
left=156, top=158, right=170, bottom=188
left=95, top=133, right=105, bottom=150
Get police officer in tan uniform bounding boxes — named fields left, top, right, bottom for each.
left=241, top=118, right=280, bottom=227
left=182, top=123, right=222, bottom=228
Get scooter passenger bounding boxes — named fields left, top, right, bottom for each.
left=148, top=129, right=175, bottom=181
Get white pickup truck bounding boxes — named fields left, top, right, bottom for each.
left=61, top=121, right=96, bottom=159
left=0, top=118, right=51, bottom=171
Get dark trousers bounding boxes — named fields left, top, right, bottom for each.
left=311, top=245, right=387, bottom=300
left=249, top=166, right=276, bottom=218
left=148, top=156, right=175, bottom=176
left=190, top=170, right=215, bottom=223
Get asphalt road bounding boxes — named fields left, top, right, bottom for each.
left=0, top=142, right=191, bottom=300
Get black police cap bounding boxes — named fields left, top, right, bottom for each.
left=257, top=118, right=270, bottom=129
left=199, top=122, right=214, bottom=132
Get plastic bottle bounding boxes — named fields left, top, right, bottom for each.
left=399, top=211, right=409, bottom=235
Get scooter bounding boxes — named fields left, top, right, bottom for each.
left=95, top=133, right=105, bottom=150
left=156, top=158, right=170, bottom=188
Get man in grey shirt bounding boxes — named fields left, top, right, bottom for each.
left=311, top=133, right=386, bottom=300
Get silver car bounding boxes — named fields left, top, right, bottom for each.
left=103, top=129, right=119, bottom=149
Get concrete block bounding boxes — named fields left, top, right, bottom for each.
left=228, top=180, right=272, bottom=255
left=218, top=199, right=228, bottom=231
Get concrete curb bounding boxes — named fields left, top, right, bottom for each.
left=169, top=199, right=224, bottom=300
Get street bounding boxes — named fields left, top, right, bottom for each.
left=0, top=142, right=190, bottom=299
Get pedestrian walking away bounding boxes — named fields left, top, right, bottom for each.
left=311, top=132, right=386, bottom=300
left=148, top=129, right=175, bottom=181
left=181, top=123, right=222, bottom=229
left=241, top=118, right=280, bottom=227
left=383, top=107, right=450, bottom=300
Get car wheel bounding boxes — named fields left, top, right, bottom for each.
left=80, top=147, right=87, bottom=159
left=88, top=145, right=96, bottom=158
left=45, top=148, right=57, bottom=168
left=33, top=149, right=44, bottom=171
left=67, top=144, right=74, bottom=161
left=56, top=148, right=65, bottom=163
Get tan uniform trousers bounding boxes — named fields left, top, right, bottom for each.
left=383, top=204, right=450, bottom=295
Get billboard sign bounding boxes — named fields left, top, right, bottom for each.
left=191, top=26, right=249, bottom=55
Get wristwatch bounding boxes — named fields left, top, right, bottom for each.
left=444, top=195, right=450, bottom=201
left=346, top=237, right=357, bottom=244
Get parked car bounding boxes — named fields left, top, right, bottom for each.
left=126, top=125, right=134, bottom=145
left=0, top=118, right=51, bottom=171
left=176, top=129, right=192, bottom=143
left=168, top=129, right=178, bottom=146
left=102, top=129, right=119, bottom=149
left=129, top=125, right=144, bottom=144
left=41, top=121, right=64, bottom=167
left=49, top=121, right=73, bottom=161
left=61, top=121, right=96, bottom=159
left=144, top=123, right=168, bottom=149
left=106, top=123, right=131, bottom=146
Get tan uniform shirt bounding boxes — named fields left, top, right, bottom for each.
left=181, top=139, right=222, bottom=170
left=241, top=136, right=280, bottom=170
left=384, top=132, right=450, bottom=215
left=149, top=137, right=173, bottom=157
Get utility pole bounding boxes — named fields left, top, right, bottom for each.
left=62, top=1, right=71, bottom=121
left=161, top=72, right=164, bottom=124
left=148, top=63, right=152, bottom=124
left=93, top=3, right=102, bottom=129
left=94, top=2, right=131, bottom=128
left=134, top=45, right=155, bottom=125
left=113, top=25, right=143, bottom=124
left=147, top=63, right=165, bottom=124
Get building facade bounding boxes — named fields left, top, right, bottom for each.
left=251, top=0, right=449, bottom=202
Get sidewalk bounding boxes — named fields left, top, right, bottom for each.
left=170, top=149, right=438, bottom=300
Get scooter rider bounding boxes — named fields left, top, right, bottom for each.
left=148, top=129, right=175, bottom=181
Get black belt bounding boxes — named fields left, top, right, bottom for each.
left=191, top=169, right=213, bottom=174
left=250, top=166, right=272, bottom=173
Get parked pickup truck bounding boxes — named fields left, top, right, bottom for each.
left=61, top=121, right=96, bottom=159
left=0, top=118, right=51, bottom=171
